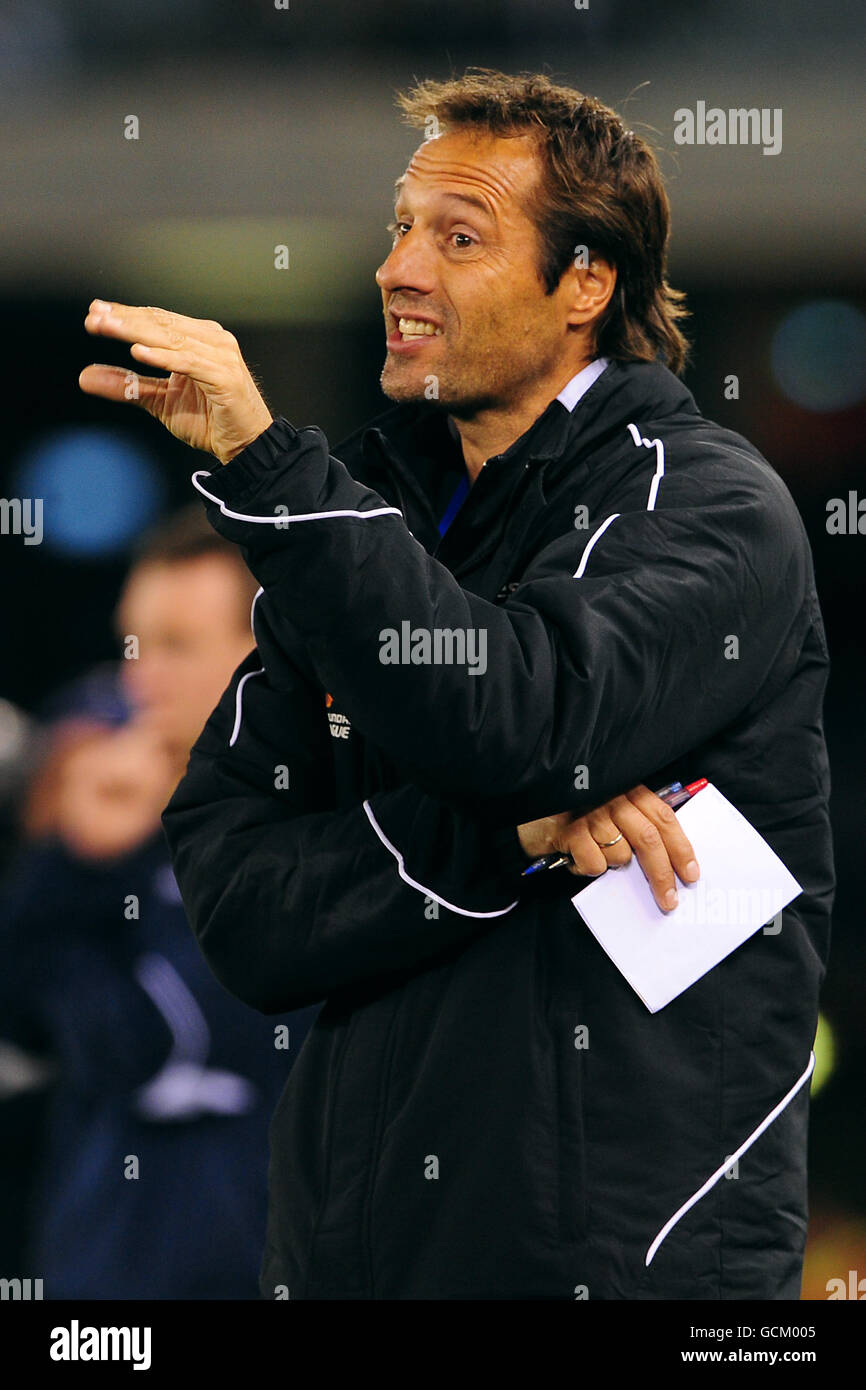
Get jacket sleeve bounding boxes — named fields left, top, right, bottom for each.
left=160, top=594, right=526, bottom=1014
left=185, top=416, right=811, bottom=826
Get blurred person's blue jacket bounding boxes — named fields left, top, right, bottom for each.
left=0, top=824, right=320, bottom=1299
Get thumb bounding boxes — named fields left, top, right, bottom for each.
left=78, top=362, right=162, bottom=408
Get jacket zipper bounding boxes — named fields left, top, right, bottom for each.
left=437, top=459, right=543, bottom=580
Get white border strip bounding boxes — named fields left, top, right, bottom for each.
left=362, top=800, right=520, bottom=919
left=644, top=1050, right=816, bottom=1267
left=229, top=667, right=265, bottom=747
left=573, top=513, right=621, bottom=578
left=572, top=422, right=669, bottom=579
left=250, top=585, right=264, bottom=638
left=191, top=471, right=403, bottom=524
left=626, top=422, right=666, bottom=512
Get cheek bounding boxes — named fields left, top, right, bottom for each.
left=468, top=273, right=549, bottom=335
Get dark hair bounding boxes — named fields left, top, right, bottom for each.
left=130, top=504, right=259, bottom=629
left=396, top=68, right=690, bottom=374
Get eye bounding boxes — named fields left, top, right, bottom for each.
left=387, top=221, right=411, bottom=242
left=450, top=231, right=476, bottom=249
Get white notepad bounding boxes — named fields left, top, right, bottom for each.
left=571, top=783, right=803, bottom=1013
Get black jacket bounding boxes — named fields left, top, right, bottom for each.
left=161, top=358, right=835, bottom=1299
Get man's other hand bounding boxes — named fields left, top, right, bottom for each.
left=79, top=301, right=274, bottom=465
left=517, top=784, right=701, bottom=912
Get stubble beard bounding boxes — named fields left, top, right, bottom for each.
left=380, top=344, right=507, bottom=416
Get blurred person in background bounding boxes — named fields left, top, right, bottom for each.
left=0, top=505, right=320, bottom=1298
left=0, top=698, right=40, bottom=874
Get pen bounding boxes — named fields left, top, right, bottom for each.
left=662, top=777, right=707, bottom=811
left=520, top=778, right=707, bottom=876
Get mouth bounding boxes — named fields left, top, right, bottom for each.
left=387, top=311, right=444, bottom=351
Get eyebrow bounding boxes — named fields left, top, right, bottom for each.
left=393, top=177, right=494, bottom=220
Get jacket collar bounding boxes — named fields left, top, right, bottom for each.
left=333, top=359, right=701, bottom=545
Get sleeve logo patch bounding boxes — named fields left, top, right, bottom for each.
left=325, top=692, right=351, bottom=739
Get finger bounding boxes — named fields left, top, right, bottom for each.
left=623, top=784, right=700, bottom=883
left=583, top=810, right=632, bottom=869
left=85, top=300, right=182, bottom=348
left=85, top=300, right=230, bottom=351
left=78, top=363, right=168, bottom=406
left=604, top=796, right=680, bottom=911
left=559, top=820, right=609, bottom=878
left=128, top=340, right=226, bottom=384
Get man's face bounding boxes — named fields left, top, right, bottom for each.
left=115, top=555, right=253, bottom=755
left=376, top=129, right=571, bottom=416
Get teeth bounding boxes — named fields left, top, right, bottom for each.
left=397, top=317, right=442, bottom=337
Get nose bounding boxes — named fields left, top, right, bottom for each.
left=375, top=227, right=437, bottom=296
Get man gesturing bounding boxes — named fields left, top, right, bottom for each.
left=80, top=70, right=834, bottom=1300
left=80, top=302, right=273, bottom=464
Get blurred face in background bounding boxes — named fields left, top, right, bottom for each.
left=115, top=554, right=253, bottom=760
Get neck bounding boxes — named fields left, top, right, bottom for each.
left=450, top=357, right=596, bottom=482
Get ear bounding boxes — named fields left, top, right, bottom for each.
left=561, top=253, right=617, bottom=329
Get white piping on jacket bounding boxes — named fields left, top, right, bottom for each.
left=223, top=590, right=268, bottom=749
left=644, top=1050, right=816, bottom=1268
left=191, top=471, right=403, bottom=524
left=573, top=513, right=621, bottom=578
left=250, top=585, right=264, bottom=637
left=362, top=800, right=520, bottom=919
left=229, top=667, right=265, bottom=747
left=572, top=422, right=668, bottom=578
left=626, top=422, right=666, bottom=511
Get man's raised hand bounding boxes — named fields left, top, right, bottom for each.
left=79, top=301, right=274, bottom=465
